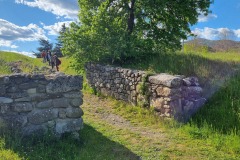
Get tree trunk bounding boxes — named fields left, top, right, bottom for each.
left=128, top=0, right=135, bottom=34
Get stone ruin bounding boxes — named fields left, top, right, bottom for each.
left=0, top=73, right=83, bottom=138
left=85, top=63, right=206, bottom=121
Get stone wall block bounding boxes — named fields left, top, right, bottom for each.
left=0, top=76, right=10, bottom=84
left=183, top=77, right=199, bottom=86
left=55, top=118, right=83, bottom=134
left=22, top=124, right=48, bottom=136
left=12, top=102, right=33, bottom=112
left=151, top=97, right=164, bottom=109
left=149, top=74, right=183, bottom=88
left=169, top=99, right=182, bottom=109
left=0, top=97, right=13, bottom=104
left=9, top=74, right=30, bottom=84
left=0, top=85, right=6, bottom=96
left=70, top=98, right=83, bottom=107
left=46, top=76, right=82, bottom=93
left=3, top=115, right=28, bottom=129
left=156, top=87, right=181, bottom=97
left=53, top=98, right=69, bottom=108
left=66, top=107, right=83, bottom=118
left=36, top=100, right=53, bottom=108
left=30, top=93, right=48, bottom=102
left=27, top=88, right=37, bottom=94
left=0, top=104, right=16, bottom=115
left=6, top=86, right=20, bottom=93
left=19, top=83, right=38, bottom=90
left=37, top=85, right=46, bottom=93
left=15, top=97, right=31, bottom=102
left=59, top=109, right=67, bottom=119
left=63, top=92, right=82, bottom=98
left=187, top=86, right=203, bottom=96
left=28, top=108, right=58, bottom=124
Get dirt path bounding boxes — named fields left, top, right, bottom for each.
left=82, top=92, right=168, bottom=140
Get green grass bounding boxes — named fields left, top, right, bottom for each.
left=0, top=51, right=78, bottom=75
left=0, top=50, right=240, bottom=159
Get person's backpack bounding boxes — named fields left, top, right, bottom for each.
left=56, top=57, right=61, bottom=65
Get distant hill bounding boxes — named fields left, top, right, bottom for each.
left=185, top=38, right=240, bottom=52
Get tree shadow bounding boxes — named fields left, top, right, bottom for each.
left=1, top=124, right=140, bottom=160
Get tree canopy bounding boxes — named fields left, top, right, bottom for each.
left=61, top=0, right=213, bottom=68
left=33, top=38, right=53, bottom=57
left=53, top=23, right=67, bottom=57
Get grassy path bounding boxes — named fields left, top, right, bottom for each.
left=81, top=92, right=240, bottom=160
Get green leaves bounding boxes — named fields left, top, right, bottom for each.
left=61, top=0, right=213, bottom=68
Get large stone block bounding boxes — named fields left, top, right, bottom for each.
left=55, top=118, right=83, bottom=134
left=0, top=104, right=16, bottom=115
left=29, top=93, right=48, bottom=101
left=27, top=88, right=37, bottom=94
left=36, top=100, right=53, bottom=108
left=3, top=115, right=28, bottom=129
left=12, top=102, right=33, bottom=112
left=28, top=109, right=58, bottom=124
left=19, top=83, right=38, bottom=90
left=46, top=75, right=83, bottom=93
left=66, top=107, right=84, bottom=118
left=156, top=87, right=181, bottom=97
left=22, top=124, right=48, bottom=136
left=149, top=74, right=183, bottom=88
left=0, top=97, right=13, bottom=104
left=151, top=97, right=164, bottom=108
left=53, top=98, right=69, bottom=108
left=70, top=98, right=83, bottom=107
left=15, top=97, right=31, bottom=102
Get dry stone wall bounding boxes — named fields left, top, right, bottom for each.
left=86, top=63, right=206, bottom=121
left=0, top=73, right=83, bottom=137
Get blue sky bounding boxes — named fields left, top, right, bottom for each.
left=0, top=0, right=240, bottom=57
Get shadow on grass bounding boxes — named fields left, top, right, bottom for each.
left=2, top=124, right=140, bottom=160
left=189, top=74, right=240, bottom=135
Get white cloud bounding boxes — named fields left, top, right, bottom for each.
left=192, top=27, right=238, bottom=40
left=42, top=21, right=72, bottom=36
left=15, top=0, right=79, bottom=20
left=233, top=29, right=240, bottom=38
left=0, top=19, right=47, bottom=44
left=0, top=40, right=18, bottom=48
left=198, top=13, right=217, bottom=22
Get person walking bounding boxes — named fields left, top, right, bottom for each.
left=51, top=53, right=61, bottom=71
left=46, top=50, right=52, bottom=66
left=41, top=50, right=46, bottom=63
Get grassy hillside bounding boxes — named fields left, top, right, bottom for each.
left=0, top=51, right=78, bottom=75
left=184, top=38, right=240, bottom=53
left=0, top=50, right=240, bottom=159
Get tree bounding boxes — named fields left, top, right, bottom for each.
left=218, top=28, right=235, bottom=40
left=34, top=38, right=53, bottom=57
left=53, top=23, right=67, bottom=57
left=61, top=0, right=213, bottom=68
